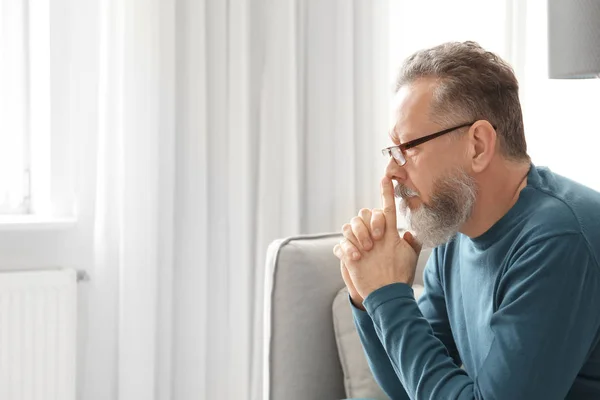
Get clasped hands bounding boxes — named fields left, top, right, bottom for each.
left=333, top=177, right=422, bottom=310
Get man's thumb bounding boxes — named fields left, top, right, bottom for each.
left=402, top=231, right=422, bottom=255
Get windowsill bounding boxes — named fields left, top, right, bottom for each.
left=0, top=215, right=77, bottom=231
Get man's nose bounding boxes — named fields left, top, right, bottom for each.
left=384, top=157, right=408, bottom=183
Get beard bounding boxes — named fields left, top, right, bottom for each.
left=395, top=168, right=477, bottom=248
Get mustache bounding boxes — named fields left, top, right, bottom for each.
left=394, top=182, right=419, bottom=199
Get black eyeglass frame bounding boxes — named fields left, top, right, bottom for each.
left=381, top=120, right=496, bottom=166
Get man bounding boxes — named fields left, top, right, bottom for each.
left=333, top=41, right=600, bottom=399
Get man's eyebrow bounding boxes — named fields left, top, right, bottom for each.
left=389, top=129, right=401, bottom=144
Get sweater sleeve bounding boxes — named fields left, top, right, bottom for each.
left=350, top=252, right=459, bottom=399
left=351, top=299, right=409, bottom=399
left=363, top=234, right=600, bottom=399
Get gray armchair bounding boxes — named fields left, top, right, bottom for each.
left=263, top=233, right=431, bottom=400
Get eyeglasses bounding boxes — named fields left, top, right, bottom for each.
left=381, top=121, right=494, bottom=166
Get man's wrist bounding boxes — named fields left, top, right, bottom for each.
left=347, top=292, right=366, bottom=311
left=350, top=296, right=366, bottom=311
left=363, top=282, right=413, bottom=314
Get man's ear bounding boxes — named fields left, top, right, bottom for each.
left=469, top=120, right=496, bottom=173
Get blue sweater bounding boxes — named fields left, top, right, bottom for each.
left=352, top=165, right=600, bottom=399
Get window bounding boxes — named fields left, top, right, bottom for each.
left=0, top=0, right=52, bottom=215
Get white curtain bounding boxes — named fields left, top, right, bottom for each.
left=78, top=0, right=176, bottom=399
left=64, top=0, right=389, bottom=399
left=193, top=0, right=389, bottom=398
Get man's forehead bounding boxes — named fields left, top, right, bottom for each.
left=389, top=80, right=437, bottom=141
left=388, top=91, right=409, bottom=141
left=388, top=123, right=401, bottom=142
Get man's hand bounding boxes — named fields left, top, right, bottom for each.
left=336, top=208, right=386, bottom=309
left=339, top=260, right=365, bottom=310
left=333, top=177, right=422, bottom=300
left=341, top=208, right=387, bottom=255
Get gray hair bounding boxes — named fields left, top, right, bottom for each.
left=395, top=41, right=529, bottom=162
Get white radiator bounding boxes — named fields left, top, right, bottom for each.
left=0, top=269, right=77, bottom=400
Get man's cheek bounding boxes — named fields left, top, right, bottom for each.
left=406, top=196, right=423, bottom=210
